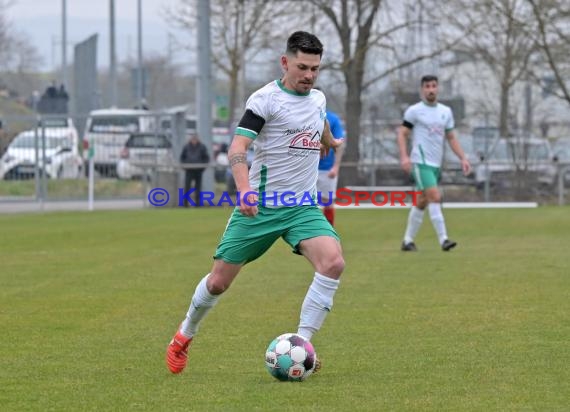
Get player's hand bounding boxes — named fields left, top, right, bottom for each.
left=330, top=138, right=344, bottom=151
left=400, top=156, right=412, bottom=174
left=328, top=165, right=339, bottom=178
left=320, top=119, right=344, bottom=157
left=461, top=158, right=472, bottom=176
left=239, top=189, right=258, bottom=217
left=320, top=138, right=344, bottom=158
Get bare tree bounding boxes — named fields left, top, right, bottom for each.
left=306, top=0, right=465, bottom=169
left=0, top=1, right=42, bottom=73
left=166, top=0, right=293, bottom=126
left=9, top=32, right=42, bottom=73
left=527, top=0, right=570, bottom=105
left=122, top=54, right=194, bottom=109
left=0, top=1, right=13, bottom=64
left=441, top=0, right=539, bottom=136
left=167, top=0, right=461, bottom=171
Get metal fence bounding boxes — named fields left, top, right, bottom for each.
left=347, top=133, right=569, bottom=206
left=0, top=112, right=568, bottom=213
left=0, top=111, right=189, bottom=209
left=337, top=162, right=569, bottom=206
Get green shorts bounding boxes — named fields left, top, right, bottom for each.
left=411, top=163, right=441, bottom=191
left=214, top=206, right=340, bottom=265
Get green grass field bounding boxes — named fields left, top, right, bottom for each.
left=1, top=207, right=569, bottom=411
left=0, top=179, right=145, bottom=198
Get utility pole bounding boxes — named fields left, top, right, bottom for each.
left=238, top=0, right=246, bottom=121
left=137, top=0, right=144, bottom=106
left=109, top=0, right=117, bottom=107
left=167, top=33, right=174, bottom=67
left=62, top=0, right=67, bottom=87
left=525, top=78, right=532, bottom=139
left=197, top=0, right=214, bottom=192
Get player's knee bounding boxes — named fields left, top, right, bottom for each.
left=417, top=197, right=428, bottom=210
left=427, top=194, right=441, bottom=203
left=321, top=254, right=345, bottom=278
left=206, top=273, right=232, bottom=295
left=425, top=190, right=441, bottom=203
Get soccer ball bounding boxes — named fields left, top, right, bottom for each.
left=264, top=333, right=317, bottom=381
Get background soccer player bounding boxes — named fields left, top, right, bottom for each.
left=166, top=31, right=345, bottom=374
left=397, top=75, right=471, bottom=252
left=317, top=105, right=345, bottom=226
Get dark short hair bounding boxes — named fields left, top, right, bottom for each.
left=286, top=31, right=323, bottom=57
left=421, top=75, right=438, bottom=85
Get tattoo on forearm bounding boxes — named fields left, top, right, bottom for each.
left=229, top=153, right=248, bottom=167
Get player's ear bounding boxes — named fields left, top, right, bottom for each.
left=280, top=55, right=288, bottom=72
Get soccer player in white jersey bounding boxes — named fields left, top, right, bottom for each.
left=166, top=31, right=345, bottom=374
left=397, top=75, right=471, bottom=252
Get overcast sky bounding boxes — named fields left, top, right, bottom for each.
left=8, top=0, right=192, bottom=71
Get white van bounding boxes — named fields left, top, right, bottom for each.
left=83, top=109, right=154, bottom=177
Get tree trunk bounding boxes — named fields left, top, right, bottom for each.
left=499, top=81, right=510, bottom=137
left=339, top=59, right=366, bottom=186
left=343, top=81, right=363, bottom=163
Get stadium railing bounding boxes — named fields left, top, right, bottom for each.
left=1, top=114, right=569, bottom=212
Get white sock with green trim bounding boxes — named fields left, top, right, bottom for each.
left=428, top=203, right=448, bottom=245
left=180, top=274, right=220, bottom=338
left=404, top=206, right=425, bottom=243
left=297, top=272, right=340, bottom=341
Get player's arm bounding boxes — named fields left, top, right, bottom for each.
left=327, top=141, right=344, bottom=178
left=320, top=119, right=344, bottom=157
left=228, top=135, right=253, bottom=193
left=331, top=140, right=345, bottom=171
left=229, top=135, right=258, bottom=216
left=231, top=108, right=265, bottom=216
left=397, top=122, right=413, bottom=174
left=329, top=119, right=346, bottom=178
left=446, top=129, right=471, bottom=175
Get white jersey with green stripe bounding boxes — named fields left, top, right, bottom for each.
left=235, top=80, right=327, bottom=207
left=403, top=101, right=455, bottom=167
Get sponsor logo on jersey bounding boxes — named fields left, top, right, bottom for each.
left=288, top=130, right=321, bottom=157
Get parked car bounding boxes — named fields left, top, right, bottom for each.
left=552, top=138, right=570, bottom=186
left=40, top=117, right=79, bottom=141
left=376, top=137, right=412, bottom=185
left=160, top=115, right=231, bottom=183
left=357, top=136, right=412, bottom=186
left=212, top=126, right=232, bottom=182
left=475, top=137, right=557, bottom=189
left=83, top=108, right=155, bottom=177
left=518, top=137, right=557, bottom=186
left=160, top=115, right=229, bottom=155
left=40, top=116, right=81, bottom=161
left=160, top=115, right=197, bottom=135
left=117, top=133, right=174, bottom=180
left=212, top=126, right=231, bottom=155
left=0, top=129, right=83, bottom=180
left=553, top=138, right=570, bottom=162
left=441, top=134, right=478, bottom=185
left=472, top=126, right=500, bottom=148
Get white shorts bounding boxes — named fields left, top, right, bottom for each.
left=317, top=170, right=339, bottom=200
